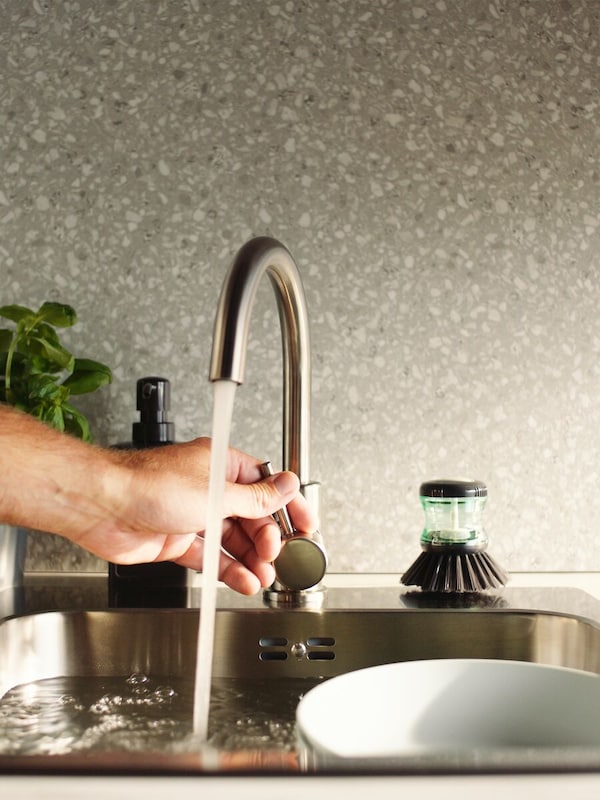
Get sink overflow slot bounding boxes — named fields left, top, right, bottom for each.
left=258, top=635, right=336, bottom=662
left=259, top=637, right=288, bottom=647
left=306, top=637, right=335, bottom=647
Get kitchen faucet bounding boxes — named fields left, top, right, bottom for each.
left=209, top=236, right=326, bottom=605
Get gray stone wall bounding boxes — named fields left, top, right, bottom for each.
left=1, top=1, right=599, bottom=574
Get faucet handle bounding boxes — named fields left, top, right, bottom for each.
left=259, top=462, right=327, bottom=593
left=259, top=461, right=295, bottom=540
left=272, top=530, right=328, bottom=593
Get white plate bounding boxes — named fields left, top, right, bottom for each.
left=296, top=658, right=600, bottom=759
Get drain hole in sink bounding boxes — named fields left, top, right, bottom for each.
left=307, top=637, right=335, bottom=647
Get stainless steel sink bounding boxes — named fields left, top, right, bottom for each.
left=1, top=583, right=600, bottom=773
left=2, top=606, right=600, bottom=692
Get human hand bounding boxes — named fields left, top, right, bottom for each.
left=0, top=406, right=317, bottom=595
left=75, top=438, right=318, bottom=595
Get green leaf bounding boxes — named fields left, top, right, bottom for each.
left=36, top=301, right=77, bottom=328
left=33, top=322, right=62, bottom=346
left=63, top=404, right=92, bottom=442
left=42, top=403, right=65, bottom=432
left=63, top=358, right=112, bottom=395
left=71, top=357, right=112, bottom=375
left=1, top=299, right=111, bottom=440
left=26, top=374, right=63, bottom=401
left=0, top=329, right=13, bottom=352
left=0, top=304, right=35, bottom=324
left=6, top=350, right=53, bottom=378
left=21, top=336, right=74, bottom=371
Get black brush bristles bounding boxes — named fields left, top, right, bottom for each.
left=401, top=548, right=509, bottom=593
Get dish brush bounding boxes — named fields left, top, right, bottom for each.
left=401, top=479, right=509, bottom=594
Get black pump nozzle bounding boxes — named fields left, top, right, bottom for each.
left=132, top=377, right=175, bottom=446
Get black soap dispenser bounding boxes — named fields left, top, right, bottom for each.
left=108, top=377, right=188, bottom=607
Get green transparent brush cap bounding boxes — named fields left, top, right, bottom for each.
left=419, top=479, right=488, bottom=548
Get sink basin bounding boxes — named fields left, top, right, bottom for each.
left=1, top=598, right=600, bottom=773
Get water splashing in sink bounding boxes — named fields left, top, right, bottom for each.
left=193, top=379, right=237, bottom=740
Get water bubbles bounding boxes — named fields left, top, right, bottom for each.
left=126, top=672, right=150, bottom=687
left=0, top=675, right=315, bottom=756
left=153, top=685, right=176, bottom=703
left=58, top=694, right=85, bottom=711
left=131, top=686, right=151, bottom=700
left=89, top=694, right=116, bottom=715
left=122, top=674, right=178, bottom=705
left=59, top=694, right=77, bottom=706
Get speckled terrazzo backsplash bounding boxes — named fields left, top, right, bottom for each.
left=2, top=0, right=599, bottom=575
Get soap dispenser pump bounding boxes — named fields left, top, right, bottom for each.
left=108, top=377, right=188, bottom=607
left=132, top=376, right=175, bottom=447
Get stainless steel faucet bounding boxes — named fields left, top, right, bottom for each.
left=209, top=237, right=326, bottom=603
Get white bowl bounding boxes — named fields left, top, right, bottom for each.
left=296, top=658, right=600, bottom=760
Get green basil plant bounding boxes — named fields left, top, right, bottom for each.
left=0, top=301, right=112, bottom=442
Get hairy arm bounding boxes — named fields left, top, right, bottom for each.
left=0, top=404, right=317, bottom=594
left=0, top=404, right=125, bottom=537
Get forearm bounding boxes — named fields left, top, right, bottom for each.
left=0, top=404, right=311, bottom=593
left=0, top=404, right=127, bottom=540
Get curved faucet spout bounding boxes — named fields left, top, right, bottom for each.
left=210, top=237, right=325, bottom=599
left=210, top=236, right=311, bottom=488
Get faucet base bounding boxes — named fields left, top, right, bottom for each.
left=263, top=586, right=326, bottom=609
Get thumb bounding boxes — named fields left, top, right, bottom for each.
left=224, top=470, right=300, bottom=520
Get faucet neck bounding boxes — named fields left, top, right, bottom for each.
left=209, top=237, right=311, bottom=485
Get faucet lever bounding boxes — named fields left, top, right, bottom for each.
left=260, top=461, right=327, bottom=595
left=259, top=461, right=295, bottom=539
